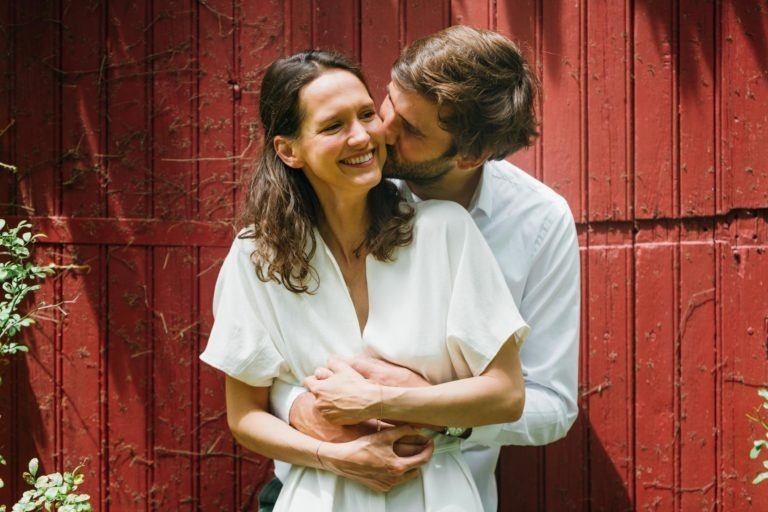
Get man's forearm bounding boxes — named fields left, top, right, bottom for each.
left=466, top=383, right=576, bottom=447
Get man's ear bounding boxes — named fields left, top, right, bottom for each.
left=274, top=135, right=304, bottom=169
left=456, top=151, right=489, bottom=171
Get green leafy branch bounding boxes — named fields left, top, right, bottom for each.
left=0, top=219, right=91, bottom=511
left=748, top=388, right=768, bottom=485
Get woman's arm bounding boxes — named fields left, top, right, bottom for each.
left=225, top=376, right=434, bottom=492
left=305, top=334, right=524, bottom=428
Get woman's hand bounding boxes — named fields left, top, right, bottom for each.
left=320, top=425, right=434, bottom=492
left=304, top=356, right=380, bottom=425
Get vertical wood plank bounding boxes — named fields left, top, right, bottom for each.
left=288, top=0, right=312, bottom=52
left=107, top=1, right=150, bottom=220
left=634, top=0, right=675, bottom=220
left=361, top=0, right=401, bottom=103
left=15, top=0, right=58, bottom=217
left=60, top=245, right=104, bottom=508
left=720, top=2, right=768, bottom=212
left=197, top=0, right=236, bottom=224
left=404, top=0, right=449, bottom=45
left=497, top=446, right=543, bottom=510
left=196, top=2, right=236, bottom=507
left=0, top=0, right=13, bottom=215
left=678, top=220, right=717, bottom=510
left=587, top=0, right=631, bottom=221
left=152, top=0, right=194, bottom=221
left=679, top=0, right=715, bottom=217
left=15, top=244, right=59, bottom=488
left=719, top=214, right=768, bottom=510
left=198, top=247, right=236, bottom=511
left=497, top=0, right=537, bottom=176
left=60, top=0, right=104, bottom=218
left=541, top=0, right=583, bottom=221
left=451, top=0, right=490, bottom=28
left=314, top=0, right=358, bottom=57
left=586, top=226, right=634, bottom=509
left=151, top=247, right=194, bottom=510
left=106, top=247, right=150, bottom=511
left=634, top=222, right=677, bottom=509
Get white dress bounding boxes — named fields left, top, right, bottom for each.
left=200, top=200, right=529, bottom=512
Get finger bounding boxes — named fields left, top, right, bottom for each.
left=303, top=376, right=318, bottom=393
left=314, top=367, right=333, bottom=380
left=326, top=356, right=361, bottom=376
left=348, top=356, right=380, bottom=378
left=399, top=439, right=434, bottom=468
left=393, top=439, right=430, bottom=457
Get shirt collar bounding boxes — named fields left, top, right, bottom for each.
left=466, top=162, right=493, bottom=218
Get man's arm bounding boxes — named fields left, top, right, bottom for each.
left=468, top=204, right=580, bottom=446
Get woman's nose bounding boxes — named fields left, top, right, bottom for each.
left=348, top=120, right=371, bottom=146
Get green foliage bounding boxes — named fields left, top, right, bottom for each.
left=748, top=388, right=768, bottom=485
left=9, top=459, right=91, bottom=512
left=0, top=220, right=92, bottom=511
left=0, top=219, right=55, bottom=356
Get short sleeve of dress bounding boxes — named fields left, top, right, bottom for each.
left=200, top=236, right=286, bottom=387
left=440, top=204, right=530, bottom=377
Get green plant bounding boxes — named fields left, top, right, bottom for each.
left=6, top=459, right=91, bottom=512
left=0, top=219, right=55, bottom=358
left=0, top=219, right=91, bottom=511
left=748, top=388, right=768, bottom=485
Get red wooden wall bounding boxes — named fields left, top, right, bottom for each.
left=1, top=1, right=766, bottom=510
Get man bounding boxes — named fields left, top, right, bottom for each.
left=264, top=25, right=580, bottom=511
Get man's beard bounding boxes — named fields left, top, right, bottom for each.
left=383, top=145, right=457, bottom=187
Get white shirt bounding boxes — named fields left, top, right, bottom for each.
left=271, top=160, right=580, bottom=511
left=202, top=201, right=530, bottom=512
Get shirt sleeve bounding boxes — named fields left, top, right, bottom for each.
left=443, top=206, right=529, bottom=378
left=200, top=237, right=286, bottom=388
left=467, top=203, right=580, bottom=446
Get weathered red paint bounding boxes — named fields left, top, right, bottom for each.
left=1, top=1, right=766, bottom=511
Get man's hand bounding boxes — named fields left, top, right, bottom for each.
left=321, top=425, right=434, bottom=492
left=304, top=358, right=378, bottom=424
left=348, top=355, right=430, bottom=388
left=290, top=391, right=378, bottom=442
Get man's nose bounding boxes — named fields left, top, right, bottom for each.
left=379, top=100, right=399, bottom=145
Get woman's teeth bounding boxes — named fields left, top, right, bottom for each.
left=342, top=151, right=373, bottom=165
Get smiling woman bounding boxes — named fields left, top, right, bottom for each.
left=199, top=49, right=528, bottom=512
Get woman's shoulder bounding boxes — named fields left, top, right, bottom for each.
left=413, top=200, right=475, bottom=233
left=414, top=199, right=477, bottom=241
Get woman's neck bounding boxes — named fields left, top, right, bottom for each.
left=317, top=194, right=369, bottom=263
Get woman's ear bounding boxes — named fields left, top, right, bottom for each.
left=274, top=135, right=304, bottom=169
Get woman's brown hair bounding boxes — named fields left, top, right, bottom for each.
left=242, top=50, right=413, bottom=294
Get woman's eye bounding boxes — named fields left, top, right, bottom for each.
left=321, top=123, right=342, bottom=133
left=361, top=110, right=376, bottom=120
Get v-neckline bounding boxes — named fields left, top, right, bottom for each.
left=315, top=230, right=372, bottom=338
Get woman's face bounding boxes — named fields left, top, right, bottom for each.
left=288, top=69, right=386, bottom=200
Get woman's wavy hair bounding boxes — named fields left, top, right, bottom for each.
left=392, top=25, right=540, bottom=162
left=241, top=50, right=414, bottom=294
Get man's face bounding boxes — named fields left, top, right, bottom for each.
left=379, top=80, right=458, bottom=185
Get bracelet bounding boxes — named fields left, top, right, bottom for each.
left=315, top=442, right=325, bottom=469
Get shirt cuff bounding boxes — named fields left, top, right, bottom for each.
left=464, top=423, right=503, bottom=446
left=269, top=379, right=306, bottom=424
